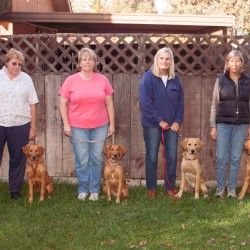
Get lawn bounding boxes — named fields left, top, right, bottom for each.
left=0, top=181, right=249, bottom=250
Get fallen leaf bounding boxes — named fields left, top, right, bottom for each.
left=140, top=240, right=147, bottom=246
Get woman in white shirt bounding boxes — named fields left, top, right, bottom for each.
left=0, top=48, right=38, bottom=200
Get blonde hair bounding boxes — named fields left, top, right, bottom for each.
left=224, top=50, right=244, bottom=73
left=77, top=47, right=97, bottom=71
left=5, top=48, right=25, bottom=64
left=151, top=47, right=175, bottom=79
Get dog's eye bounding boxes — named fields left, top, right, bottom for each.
left=194, top=144, right=197, bottom=146
left=188, top=143, right=191, bottom=146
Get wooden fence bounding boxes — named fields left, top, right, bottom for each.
left=0, top=33, right=250, bottom=184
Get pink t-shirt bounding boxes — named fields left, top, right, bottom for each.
left=58, top=72, right=114, bottom=128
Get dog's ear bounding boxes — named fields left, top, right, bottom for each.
left=22, top=145, right=29, bottom=156
left=38, top=145, right=45, bottom=156
left=180, top=138, right=188, bottom=150
left=103, top=144, right=111, bottom=157
left=118, top=144, right=126, bottom=157
left=197, top=138, right=204, bottom=151
left=245, top=140, right=250, bottom=149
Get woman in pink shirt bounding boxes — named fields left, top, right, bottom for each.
left=58, top=47, right=115, bottom=201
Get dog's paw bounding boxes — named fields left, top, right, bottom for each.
left=28, top=199, right=33, bottom=204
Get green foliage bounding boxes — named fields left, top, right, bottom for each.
left=168, top=0, right=250, bottom=34
left=0, top=181, right=249, bottom=250
left=0, top=0, right=10, bottom=14
left=71, top=0, right=157, bottom=14
left=71, top=0, right=109, bottom=13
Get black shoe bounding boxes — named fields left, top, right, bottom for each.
left=10, top=192, right=21, bottom=200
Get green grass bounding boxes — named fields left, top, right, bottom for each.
left=0, top=181, right=249, bottom=250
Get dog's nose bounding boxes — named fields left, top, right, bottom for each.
left=32, top=156, right=36, bottom=160
left=113, top=153, right=118, bottom=158
left=191, top=149, right=195, bottom=154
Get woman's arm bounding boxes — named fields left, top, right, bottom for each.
left=105, top=95, right=115, bottom=136
left=29, top=104, right=37, bottom=140
left=210, top=78, right=219, bottom=140
left=59, top=96, right=72, bottom=136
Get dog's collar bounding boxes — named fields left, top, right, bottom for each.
left=109, top=159, right=121, bottom=167
left=27, top=158, right=43, bottom=165
left=183, top=152, right=198, bottom=161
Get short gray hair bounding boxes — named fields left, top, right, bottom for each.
left=224, top=50, right=244, bottom=73
left=77, top=47, right=97, bottom=71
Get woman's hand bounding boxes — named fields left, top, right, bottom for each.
left=29, top=127, right=37, bottom=140
left=171, top=122, right=179, bottom=131
left=159, top=121, right=170, bottom=130
left=107, top=124, right=115, bottom=137
left=210, top=127, right=217, bottom=141
left=64, top=125, right=72, bottom=137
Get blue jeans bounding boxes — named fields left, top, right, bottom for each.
left=70, top=123, right=108, bottom=194
left=216, top=123, right=248, bottom=190
left=143, top=126, right=178, bottom=190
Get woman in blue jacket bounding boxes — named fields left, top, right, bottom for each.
left=140, top=47, right=184, bottom=200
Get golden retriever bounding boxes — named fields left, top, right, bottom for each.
left=176, top=138, right=208, bottom=199
left=238, top=140, right=250, bottom=200
left=102, top=143, right=129, bottom=203
left=22, top=143, right=53, bottom=203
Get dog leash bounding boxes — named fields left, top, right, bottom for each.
left=29, top=138, right=36, bottom=144
left=177, top=132, right=184, bottom=141
left=161, top=127, right=184, bottom=187
left=161, top=127, right=171, bottom=187
left=72, top=133, right=115, bottom=144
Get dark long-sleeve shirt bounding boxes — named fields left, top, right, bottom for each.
left=140, top=69, right=184, bottom=128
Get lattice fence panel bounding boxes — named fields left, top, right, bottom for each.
left=0, top=34, right=249, bottom=75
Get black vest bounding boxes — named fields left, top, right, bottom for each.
left=216, top=72, right=250, bottom=124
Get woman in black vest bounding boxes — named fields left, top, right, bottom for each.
left=210, top=50, right=250, bottom=198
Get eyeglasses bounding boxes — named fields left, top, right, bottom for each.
left=11, top=62, right=23, bottom=67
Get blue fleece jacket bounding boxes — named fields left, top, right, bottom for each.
left=140, top=69, right=184, bottom=128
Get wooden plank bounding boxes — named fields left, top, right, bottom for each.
left=45, top=74, right=63, bottom=177
left=200, top=75, right=216, bottom=179
left=32, top=74, right=45, bottom=147
left=112, top=73, right=131, bottom=177
left=131, top=74, right=145, bottom=178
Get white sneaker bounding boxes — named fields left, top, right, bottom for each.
left=89, top=193, right=99, bottom=201
left=77, top=192, right=88, bottom=200
left=227, top=188, right=236, bottom=198
left=215, top=188, right=225, bottom=198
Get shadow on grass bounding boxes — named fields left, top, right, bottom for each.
left=0, top=181, right=249, bottom=250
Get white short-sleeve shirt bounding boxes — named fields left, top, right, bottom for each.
left=0, top=67, right=39, bottom=127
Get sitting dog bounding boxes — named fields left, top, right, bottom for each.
left=238, top=140, right=250, bottom=200
left=22, top=143, right=53, bottom=203
left=176, top=138, right=208, bottom=199
left=102, top=143, right=129, bottom=203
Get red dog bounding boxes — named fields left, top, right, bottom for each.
left=22, top=143, right=53, bottom=203
left=102, top=143, right=129, bottom=203
left=238, top=140, right=250, bottom=200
